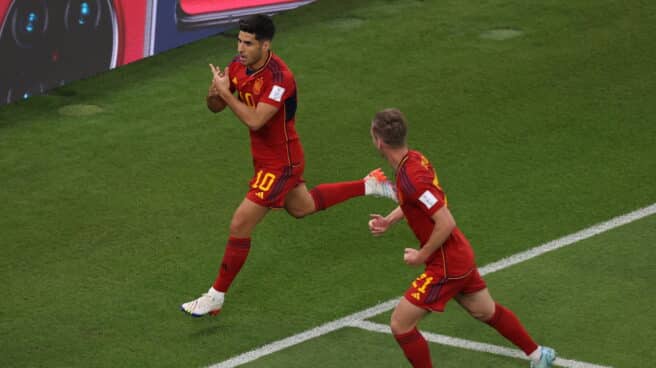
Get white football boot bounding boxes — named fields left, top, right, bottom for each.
left=364, top=168, right=397, bottom=202
left=180, top=288, right=224, bottom=317
left=530, top=346, right=556, bottom=368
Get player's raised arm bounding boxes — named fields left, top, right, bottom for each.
left=206, top=64, right=226, bottom=113
left=215, top=65, right=277, bottom=130
left=206, top=83, right=227, bottom=113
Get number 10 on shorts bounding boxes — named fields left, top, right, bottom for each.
left=251, top=170, right=277, bottom=192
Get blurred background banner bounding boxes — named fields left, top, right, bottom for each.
left=0, top=0, right=315, bottom=105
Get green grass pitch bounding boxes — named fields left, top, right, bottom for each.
left=1, top=0, right=655, bottom=367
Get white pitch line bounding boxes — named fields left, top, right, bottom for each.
left=209, top=299, right=399, bottom=368
left=208, top=202, right=656, bottom=368
left=350, top=320, right=613, bottom=368
left=479, top=202, right=656, bottom=275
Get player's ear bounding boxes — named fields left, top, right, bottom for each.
left=261, top=40, right=271, bottom=51
left=374, top=135, right=383, bottom=150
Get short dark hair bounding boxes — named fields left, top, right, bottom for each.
left=239, top=14, right=275, bottom=41
left=371, top=108, right=408, bottom=148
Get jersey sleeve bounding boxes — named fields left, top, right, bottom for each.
left=257, top=70, right=295, bottom=109
left=409, top=167, right=446, bottom=217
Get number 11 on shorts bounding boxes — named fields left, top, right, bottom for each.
left=412, top=273, right=434, bottom=294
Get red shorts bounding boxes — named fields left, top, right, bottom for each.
left=246, top=164, right=305, bottom=208
left=404, top=266, right=487, bottom=312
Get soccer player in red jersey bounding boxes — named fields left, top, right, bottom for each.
left=367, top=109, right=556, bottom=368
left=180, top=15, right=396, bottom=317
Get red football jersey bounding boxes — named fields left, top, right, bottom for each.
left=396, top=150, right=475, bottom=276
left=228, top=51, right=304, bottom=167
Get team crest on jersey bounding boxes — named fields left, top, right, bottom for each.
left=253, top=77, right=264, bottom=95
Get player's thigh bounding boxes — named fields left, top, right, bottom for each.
left=229, top=197, right=270, bottom=237
left=390, top=297, right=430, bottom=334
left=283, top=183, right=315, bottom=218
left=455, top=288, right=495, bottom=321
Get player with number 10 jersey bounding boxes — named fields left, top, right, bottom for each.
left=180, top=15, right=398, bottom=318
left=227, top=51, right=305, bottom=207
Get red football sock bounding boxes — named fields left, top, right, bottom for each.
left=393, top=328, right=433, bottom=368
left=485, top=303, right=538, bottom=355
left=212, top=237, right=251, bottom=293
left=309, top=180, right=364, bottom=211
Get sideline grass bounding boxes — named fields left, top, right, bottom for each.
left=1, top=0, right=655, bottom=367
left=368, top=215, right=656, bottom=368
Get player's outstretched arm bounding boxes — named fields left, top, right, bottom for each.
left=369, top=206, right=404, bottom=236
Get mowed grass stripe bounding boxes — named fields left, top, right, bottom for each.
left=209, top=203, right=655, bottom=368
left=350, top=320, right=612, bottom=368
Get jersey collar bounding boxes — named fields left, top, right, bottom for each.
left=395, top=150, right=411, bottom=175
left=246, top=51, right=272, bottom=76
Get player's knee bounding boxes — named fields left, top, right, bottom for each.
left=390, top=312, right=413, bottom=335
left=285, top=202, right=316, bottom=218
left=286, top=207, right=304, bottom=218
left=467, top=305, right=494, bottom=322
left=471, top=309, right=492, bottom=321
left=229, top=217, right=249, bottom=236
left=287, top=207, right=310, bottom=219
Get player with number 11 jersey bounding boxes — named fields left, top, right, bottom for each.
left=396, top=150, right=476, bottom=282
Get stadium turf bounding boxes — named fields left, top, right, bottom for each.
left=1, top=0, right=655, bottom=366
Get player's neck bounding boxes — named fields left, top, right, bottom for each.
left=387, top=147, right=409, bottom=171
left=249, top=50, right=271, bottom=72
